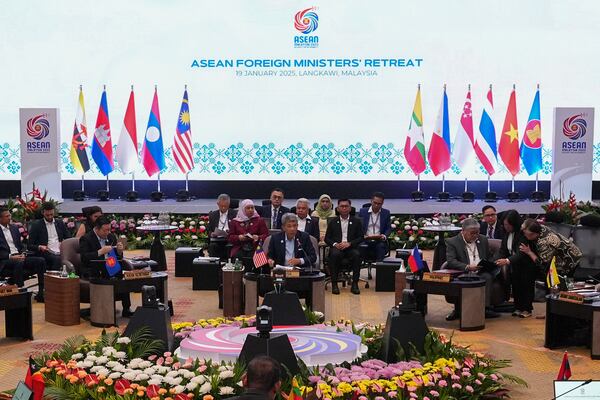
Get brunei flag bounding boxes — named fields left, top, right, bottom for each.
left=70, top=87, right=90, bottom=173
left=546, top=256, right=560, bottom=288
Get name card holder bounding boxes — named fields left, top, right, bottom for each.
left=422, top=272, right=451, bottom=283
left=123, top=270, right=152, bottom=280
left=558, top=291, right=585, bottom=304
left=0, top=285, right=19, bottom=297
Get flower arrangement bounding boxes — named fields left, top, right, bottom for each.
left=542, top=192, right=579, bottom=225
left=387, top=215, right=466, bottom=250
left=5, top=183, right=59, bottom=222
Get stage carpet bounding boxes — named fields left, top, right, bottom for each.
left=0, top=250, right=598, bottom=398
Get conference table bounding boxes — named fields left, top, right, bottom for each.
left=0, top=290, right=33, bottom=340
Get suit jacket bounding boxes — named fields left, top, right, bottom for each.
left=267, top=230, right=317, bottom=267
left=227, top=217, right=269, bottom=257
left=445, top=233, right=491, bottom=271
left=0, top=224, right=24, bottom=269
left=480, top=221, right=505, bottom=240
left=298, top=216, right=320, bottom=240
left=258, top=205, right=290, bottom=229
left=207, top=209, right=237, bottom=235
left=358, top=207, right=392, bottom=237
left=27, top=218, right=70, bottom=251
left=498, top=230, right=531, bottom=266
left=324, top=216, right=364, bottom=249
left=79, top=230, right=121, bottom=278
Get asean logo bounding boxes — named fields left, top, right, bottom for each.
left=106, top=256, right=117, bottom=268
left=26, top=114, right=50, bottom=140
left=293, top=7, right=319, bottom=48
left=562, top=114, right=587, bottom=140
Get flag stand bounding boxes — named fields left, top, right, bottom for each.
left=484, top=173, right=497, bottom=202
left=411, top=174, right=424, bottom=202
left=530, top=172, right=546, bottom=202
left=461, top=177, right=475, bottom=202
left=507, top=175, right=520, bottom=202
left=437, top=174, right=450, bottom=202
left=151, top=173, right=164, bottom=202
left=125, top=172, right=139, bottom=202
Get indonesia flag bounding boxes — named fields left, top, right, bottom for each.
left=141, top=87, right=165, bottom=177
left=452, top=89, right=475, bottom=170
left=173, top=88, right=194, bottom=174
left=427, top=88, right=451, bottom=176
left=475, top=87, right=498, bottom=175
left=115, top=87, right=138, bottom=174
left=91, top=88, right=114, bottom=176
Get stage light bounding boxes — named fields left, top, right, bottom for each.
left=436, top=192, right=450, bottom=202
left=411, top=191, right=425, bottom=202
left=256, top=305, right=273, bottom=338
left=530, top=191, right=546, bottom=202
left=176, top=189, right=191, bottom=202
left=484, top=191, right=497, bottom=202
left=150, top=191, right=164, bottom=202
left=461, top=191, right=475, bottom=202
left=72, top=190, right=85, bottom=201
left=507, top=191, right=520, bottom=202
left=142, top=285, right=159, bottom=308
left=97, top=190, right=110, bottom=201
left=125, top=190, right=139, bottom=202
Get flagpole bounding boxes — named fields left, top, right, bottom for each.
left=106, top=175, right=110, bottom=192
left=185, top=172, right=189, bottom=191
left=511, top=176, right=515, bottom=192
left=131, top=172, right=135, bottom=191
left=442, top=174, right=445, bottom=193
left=81, top=174, right=85, bottom=191
left=417, top=174, right=421, bottom=192
left=157, top=173, right=161, bottom=192
left=464, top=178, right=468, bottom=192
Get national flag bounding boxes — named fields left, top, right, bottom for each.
left=141, top=88, right=165, bottom=177
left=91, top=89, right=114, bottom=175
left=556, top=351, right=572, bottom=380
left=408, top=245, right=424, bottom=273
left=253, top=243, right=268, bottom=268
left=427, top=88, right=451, bottom=176
left=452, top=89, right=475, bottom=170
left=115, top=88, right=138, bottom=174
left=285, top=377, right=304, bottom=400
left=173, top=88, right=194, bottom=174
left=475, top=86, right=498, bottom=175
left=546, top=256, right=560, bottom=288
left=24, top=356, right=45, bottom=400
left=520, top=88, right=542, bottom=175
left=105, top=248, right=122, bottom=277
left=403, top=86, right=426, bottom=175
left=69, top=87, right=90, bottom=174
left=499, top=88, right=520, bottom=176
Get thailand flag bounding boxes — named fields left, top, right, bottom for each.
left=141, top=88, right=165, bottom=177
left=520, top=88, right=542, bottom=175
left=91, top=89, right=114, bottom=175
left=427, top=88, right=451, bottom=176
left=475, top=87, right=498, bottom=175
left=408, top=245, right=424, bottom=273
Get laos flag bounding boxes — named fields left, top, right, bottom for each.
left=520, top=88, right=542, bottom=175
left=141, top=88, right=165, bottom=177
left=91, top=89, right=114, bottom=175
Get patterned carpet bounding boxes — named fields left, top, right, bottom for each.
left=0, top=250, right=598, bottom=398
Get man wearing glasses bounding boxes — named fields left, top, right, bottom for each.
left=480, top=205, right=505, bottom=240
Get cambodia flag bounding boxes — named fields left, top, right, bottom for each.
left=520, top=88, right=542, bottom=175
left=556, top=351, right=572, bottom=380
left=408, top=245, right=424, bottom=273
left=499, top=88, right=520, bottom=176
left=105, top=248, right=122, bottom=277
left=427, top=88, right=451, bottom=176
left=141, top=88, right=165, bottom=177
left=475, top=87, right=498, bottom=175
left=91, top=89, right=114, bottom=175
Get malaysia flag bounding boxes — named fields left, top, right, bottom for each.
left=141, top=87, right=165, bottom=177
left=91, top=88, right=114, bottom=176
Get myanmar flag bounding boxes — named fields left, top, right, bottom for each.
left=404, top=86, right=426, bottom=175
left=70, top=87, right=90, bottom=174
left=498, top=87, right=520, bottom=176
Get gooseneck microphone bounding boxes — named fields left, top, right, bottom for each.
left=550, top=379, right=593, bottom=400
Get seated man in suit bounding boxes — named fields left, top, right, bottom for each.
left=480, top=205, right=505, bottom=240
left=446, top=217, right=500, bottom=321
left=294, top=198, right=320, bottom=241
left=325, top=199, right=364, bottom=295
left=27, top=201, right=70, bottom=270
left=267, top=213, right=317, bottom=269
left=0, top=206, right=46, bottom=302
left=79, top=215, right=132, bottom=317
left=258, top=188, right=289, bottom=229
left=208, top=193, right=237, bottom=259
left=358, top=191, right=391, bottom=262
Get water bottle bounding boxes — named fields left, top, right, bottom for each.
left=60, top=264, right=68, bottom=278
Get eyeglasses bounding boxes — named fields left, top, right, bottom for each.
left=483, top=213, right=497, bottom=217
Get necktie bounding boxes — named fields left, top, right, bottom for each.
left=272, top=208, right=278, bottom=228
left=487, top=224, right=493, bottom=239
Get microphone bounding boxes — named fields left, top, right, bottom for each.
left=588, top=274, right=600, bottom=284
left=296, top=237, right=314, bottom=274
left=551, top=379, right=593, bottom=400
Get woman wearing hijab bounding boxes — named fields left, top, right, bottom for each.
left=228, top=199, right=269, bottom=265
left=311, top=194, right=336, bottom=242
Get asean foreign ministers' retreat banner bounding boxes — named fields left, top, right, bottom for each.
left=551, top=107, right=595, bottom=202
left=19, top=108, right=62, bottom=200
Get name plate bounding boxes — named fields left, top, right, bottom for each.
left=286, top=269, right=300, bottom=278
left=123, top=270, right=152, bottom=280
left=0, top=285, right=19, bottom=297
left=422, top=272, right=451, bottom=283
left=558, top=291, right=585, bottom=304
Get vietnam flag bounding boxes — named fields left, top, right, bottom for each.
left=403, top=86, right=427, bottom=175
left=498, top=87, right=520, bottom=176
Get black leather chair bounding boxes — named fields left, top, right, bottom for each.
left=571, top=226, right=600, bottom=280
left=544, top=222, right=574, bottom=240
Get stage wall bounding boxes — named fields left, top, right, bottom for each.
left=0, top=0, right=599, bottom=182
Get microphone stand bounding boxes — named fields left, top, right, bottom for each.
left=297, top=238, right=314, bottom=274
left=551, top=379, right=592, bottom=400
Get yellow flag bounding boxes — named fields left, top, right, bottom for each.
left=546, top=256, right=560, bottom=288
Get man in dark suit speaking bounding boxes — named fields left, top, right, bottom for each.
left=267, top=213, right=317, bottom=269
left=28, top=202, right=70, bottom=270
left=325, top=199, right=364, bottom=295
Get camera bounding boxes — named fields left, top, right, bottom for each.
left=256, top=305, right=273, bottom=338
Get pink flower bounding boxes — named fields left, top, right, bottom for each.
left=490, top=373, right=498, bottom=381
left=452, top=383, right=462, bottom=389
left=438, top=380, right=447, bottom=387
left=407, top=386, right=417, bottom=392
left=475, top=379, right=482, bottom=385
left=163, top=352, right=172, bottom=357
left=477, top=372, right=485, bottom=379
left=451, top=374, right=460, bottom=380
left=387, top=391, right=397, bottom=398
left=409, top=393, right=418, bottom=399
left=197, top=365, right=207, bottom=373
left=148, top=355, right=157, bottom=361
left=429, top=390, right=439, bottom=397
left=463, top=357, right=475, bottom=368
left=375, top=397, right=385, bottom=400
left=461, top=371, right=471, bottom=377
left=465, top=385, right=474, bottom=393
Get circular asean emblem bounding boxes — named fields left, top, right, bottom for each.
left=26, top=114, right=50, bottom=140
left=562, top=114, right=587, bottom=140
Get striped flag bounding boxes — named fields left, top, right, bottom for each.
left=403, top=86, right=426, bottom=175
left=408, top=245, right=424, bottom=273
left=475, top=87, right=498, bottom=175
left=499, top=87, right=520, bottom=176
left=173, top=88, right=194, bottom=174
left=91, top=88, right=114, bottom=175
left=452, top=89, right=475, bottom=170
left=253, top=243, right=268, bottom=268
left=546, top=256, right=560, bottom=288
left=427, top=87, right=451, bottom=176
left=141, top=87, right=165, bottom=177
left=556, top=351, right=572, bottom=380
left=520, top=88, right=542, bottom=175
left=115, top=88, right=138, bottom=174
left=69, top=87, right=90, bottom=173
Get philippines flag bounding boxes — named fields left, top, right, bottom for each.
left=408, top=245, right=424, bottom=273
left=91, top=89, right=114, bottom=175
left=520, top=88, right=542, bottom=175
left=173, top=88, right=194, bottom=174
left=452, top=89, right=475, bottom=170
left=141, top=88, right=165, bottom=177
left=427, top=88, right=451, bottom=176
left=115, top=88, right=138, bottom=174
left=475, top=87, right=498, bottom=175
